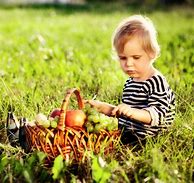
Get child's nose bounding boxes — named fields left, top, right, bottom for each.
left=126, top=58, right=133, bottom=66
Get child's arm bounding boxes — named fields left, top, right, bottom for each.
left=85, top=100, right=116, bottom=116
left=111, top=103, right=152, bottom=124
left=86, top=100, right=152, bottom=124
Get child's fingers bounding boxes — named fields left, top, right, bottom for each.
left=122, top=108, right=131, bottom=116
left=84, top=100, right=96, bottom=107
left=111, top=107, right=119, bottom=116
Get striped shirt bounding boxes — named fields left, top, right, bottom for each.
left=119, top=74, right=176, bottom=139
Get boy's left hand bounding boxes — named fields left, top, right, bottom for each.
left=112, top=103, right=133, bottom=118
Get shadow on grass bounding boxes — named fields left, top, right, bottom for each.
left=0, top=1, right=189, bottom=15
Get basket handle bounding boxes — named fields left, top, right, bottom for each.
left=57, top=88, right=84, bottom=131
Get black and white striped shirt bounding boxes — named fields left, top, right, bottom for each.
left=119, top=74, right=176, bottom=138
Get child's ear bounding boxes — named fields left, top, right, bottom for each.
left=148, top=51, right=156, bottom=59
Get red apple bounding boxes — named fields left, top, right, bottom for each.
left=50, top=108, right=61, bottom=118
left=65, top=110, right=86, bottom=127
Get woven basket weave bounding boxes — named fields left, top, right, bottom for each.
left=24, top=88, right=120, bottom=162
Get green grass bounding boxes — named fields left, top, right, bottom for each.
left=0, top=2, right=193, bottom=183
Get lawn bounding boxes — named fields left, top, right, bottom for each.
left=0, top=2, right=193, bottom=183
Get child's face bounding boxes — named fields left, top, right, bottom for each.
left=118, top=35, right=155, bottom=81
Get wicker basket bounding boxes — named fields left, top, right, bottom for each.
left=24, top=88, right=120, bottom=162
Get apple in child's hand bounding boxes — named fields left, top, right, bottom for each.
left=65, top=110, right=86, bottom=127
left=50, top=108, right=61, bottom=118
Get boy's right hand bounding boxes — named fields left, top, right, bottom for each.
left=84, top=100, right=104, bottom=110
left=84, top=100, right=116, bottom=116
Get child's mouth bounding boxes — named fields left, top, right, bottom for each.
left=126, top=70, right=136, bottom=74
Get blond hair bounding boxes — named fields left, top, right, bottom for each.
left=112, top=15, right=160, bottom=59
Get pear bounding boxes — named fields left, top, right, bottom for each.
left=35, top=113, right=50, bottom=128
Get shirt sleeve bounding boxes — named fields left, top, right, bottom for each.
left=143, top=75, right=171, bottom=126
left=144, top=91, right=169, bottom=126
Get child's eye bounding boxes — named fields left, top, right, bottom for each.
left=119, top=56, right=127, bottom=60
left=133, top=56, right=141, bottom=60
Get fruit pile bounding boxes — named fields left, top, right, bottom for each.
left=28, top=106, right=118, bottom=133
left=84, top=106, right=118, bottom=133
left=23, top=89, right=120, bottom=163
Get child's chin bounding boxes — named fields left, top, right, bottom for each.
left=127, top=73, right=137, bottom=77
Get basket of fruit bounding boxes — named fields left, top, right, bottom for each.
left=24, top=88, right=120, bottom=163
